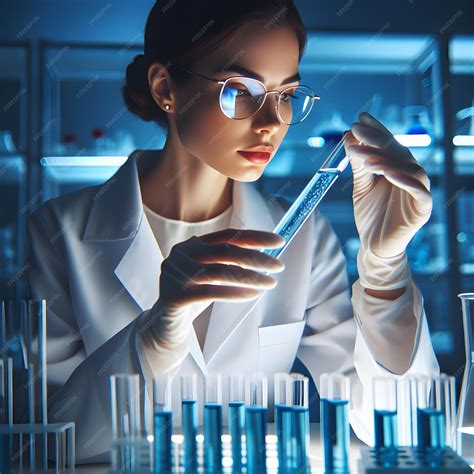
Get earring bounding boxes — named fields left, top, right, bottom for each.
left=164, top=104, right=171, bottom=111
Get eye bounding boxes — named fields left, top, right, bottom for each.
left=280, top=92, right=296, bottom=102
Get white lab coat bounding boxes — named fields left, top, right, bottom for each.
left=25, top=150, right=439, bottom=463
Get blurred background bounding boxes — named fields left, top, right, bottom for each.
left=0, top=0, right=472, bottom=380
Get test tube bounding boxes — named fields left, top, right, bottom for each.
left=228, top=375, right=245, bottom=469
left=274, top=373, right=291, bottom=469
left=413, top=374, right=455, bottom=451
left=181, top=374, right=198, bottom=471
left=204, top=374, right=223, bottom=472
left=26, top=299, right=48, bottom=426
left=264, top=134, right=350, bottom=259
left=245, top=374, right=268, bottom=472
left=320, top=373, right=350, bottom=474
left=153, top=375, right=173, bottom=473
left=288, top=374, right=310, bottom=469
left=110, top=373, right=142, bottom=471
left=373, top=377, right=398, bottom=451
left=0, top=357, right=13, bottom=473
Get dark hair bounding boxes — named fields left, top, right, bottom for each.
left=122, top=0, right=307, bottom=128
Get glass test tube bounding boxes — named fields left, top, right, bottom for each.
left=181, top=374, right=198, bottom=471
left=245, top=374, right=268, bottom=472
left=274, top=372, right=291, bottom=469
left=110, top=373, right=142, bottom=472
left=204, top=374, right=223, bottom=472
left=0, top=357, right=13, bottom=473
left=373, top=377, right=398, bottom=451
left=26, top=299, right=48, bottom=426
left=414, top=374, right=455, bottom=451
left=228, top=375, right=245, bottom=469
left=263, top=134, right=350, bottom=259
left=320, top=373, right=350, bottom=474
left=153, top=375, right=173, bottom=473
left=287, top=374, right=310, bottom=470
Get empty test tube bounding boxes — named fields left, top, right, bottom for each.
left=110, top=374, right=142, bottom=472
left=320, top=373, right=350, bottom=474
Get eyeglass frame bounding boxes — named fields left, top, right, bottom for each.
left=168, top=62, right=321, bottom=125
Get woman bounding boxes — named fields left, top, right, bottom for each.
left=26, top=0, right=438, bottom=463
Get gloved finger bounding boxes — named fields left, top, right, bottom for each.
left=195, top=242, right=285, bottom=273
left=351, top=122, right=397, bottom=150
left=178, top=284, right=262, bottom=305
left=191, top=263, right=277, bottom=289
left=343, top=131, right=365, bottom=171
left=373, top=166, right=432, bottom=205
left=358, top=112, right=393, bottom=137
left=198, top=228, right=285, bottom=249
left=348, top=144, right=431, bottom=191
left=348, top=144, right=419, bottom=173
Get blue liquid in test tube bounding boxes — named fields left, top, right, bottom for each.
left=263, top=136, right=350, bottom=259
left=291, top=405, right=310, bottom=467
left=154, top=411, right=172, bottom=472
left=181, top=399, right=198, bottom=470
left=319, top=373, right=350, bottom=474
left=204, top=402, right=223, bottom=471
left=153, top=376, right=173, bottom=473
left=374, top=409, right=398, bottom=450
left=245, top=406, right=267, bottom=472
left=417, top=407, right=446, bottom=450
left=321, top=399, right=350, bottom=474
left=228, top=401, right=245, bottom=467
left=275, top=403, right=291, bottom=468
left=245, top=374, right=268, bottom=473
left=181, top=374, right=198, bottom=471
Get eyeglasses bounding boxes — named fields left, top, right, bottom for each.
left=169, top=63, right=320, bottom=125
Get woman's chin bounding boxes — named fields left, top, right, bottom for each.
left=230, top=166, right=264, bottom=182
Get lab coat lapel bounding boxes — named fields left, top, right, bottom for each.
left=203, top=181, right=277, bottom=366
left=81, top=151, right=164, bottom=312
left=80, top=150, right=209, bottom=376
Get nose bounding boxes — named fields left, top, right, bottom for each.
left=251, top=92, right=281, bottom=135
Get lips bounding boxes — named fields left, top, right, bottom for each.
left=237, top=151, right=272, bottom=164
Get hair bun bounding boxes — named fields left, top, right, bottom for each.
left=122, top=53, right=163, bottom=122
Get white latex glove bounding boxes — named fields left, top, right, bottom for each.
left=137, top=229, right=285, bottom=359
left=345, top=112, right=433, bottom=291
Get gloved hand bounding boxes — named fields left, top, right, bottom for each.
left=137, top=229, right=285, bottom=356
left=344, top=112, right=433, bottom=291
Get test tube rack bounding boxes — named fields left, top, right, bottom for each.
left=358, top=446, right=472, bottom=474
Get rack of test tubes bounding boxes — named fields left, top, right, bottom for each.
left=0, top=299, right=75, bottom=472
left=110, top=372, right=314, bottom=473
left=111, top=370, right=474, bottom=474
left=357, top=374, right=472, bottom=474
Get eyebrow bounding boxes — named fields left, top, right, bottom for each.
left=216, top=64, right=301, bottom=85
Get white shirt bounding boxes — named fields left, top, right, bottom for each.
left=143, top=203, right=233, bottom=351
left=143, top=203, right=233, bottom=260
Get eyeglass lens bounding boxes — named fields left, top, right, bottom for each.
left=220, top=77, right=315, bottom=125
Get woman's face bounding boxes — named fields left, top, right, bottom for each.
left=170, top=23, right=301, bottom=182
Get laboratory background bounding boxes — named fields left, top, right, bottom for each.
left=0, top=0, right=473, bottom=471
